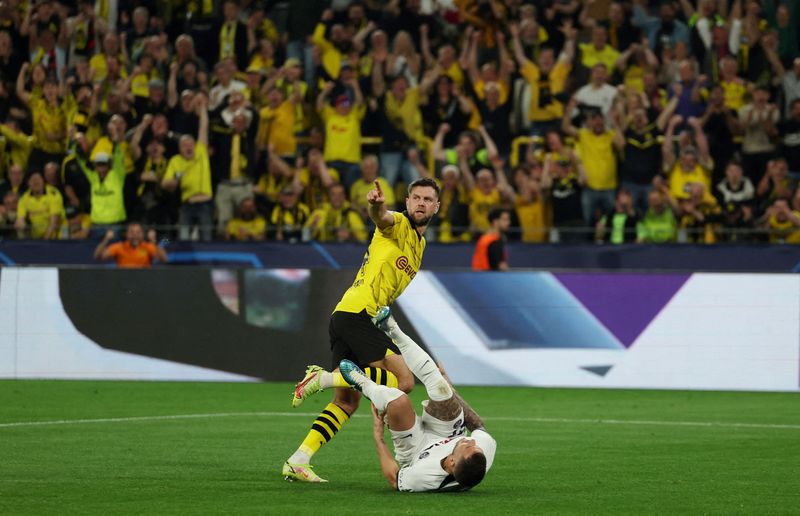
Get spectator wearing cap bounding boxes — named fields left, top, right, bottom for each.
left=81, top=145, right=127, bottom=239
left=270, top=184, right=310, bottom=242
left=15, top=171, right=64, bottom=239
left=216, top=0, right=249, bottom=72
left=162, top=95, right=213, bottom=241
left=563, top=97, right=621, bottom=226
left=511, top=20, right=577, bottom=136
left=317, top=78, right=365, bottom=190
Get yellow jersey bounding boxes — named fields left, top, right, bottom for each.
left=669, top=163, right=711, bottom=200
left=335, top=211, right=426, bottom=317
left=17, top=185, right=64, bottom=239
left=469, top=188, right=501, bottom=232
left=164, top=142, right=212, bottom=202
left=322, top=104, right=365, bottom=164
left=576, top=128, right=617, bottom=190
left=257, top=101, right=296, bottom=156
left=520, top=60, right=570, bottom=122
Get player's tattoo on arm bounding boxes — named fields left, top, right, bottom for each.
left=450, top=388, right=485, bottom=432
left=424, top=398, right=462, bottom=422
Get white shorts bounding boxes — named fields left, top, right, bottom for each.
left=390, top=400, right=466, bottom=466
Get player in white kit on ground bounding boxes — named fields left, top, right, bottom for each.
left=339, top=306, right=497, bottom=492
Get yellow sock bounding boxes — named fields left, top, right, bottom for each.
left=329, top=368, right=398, bottom=388
left=298, top=403, right=350, bottom=458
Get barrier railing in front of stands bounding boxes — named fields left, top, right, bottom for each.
left=1, top=224, right=794, bottom=244
left=294, top=136, right=436, bottom=177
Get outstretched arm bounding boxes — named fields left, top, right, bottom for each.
left=367, top=180, right=395, bottom=229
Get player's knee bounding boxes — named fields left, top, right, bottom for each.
left=396, top=370, right=414, bottom=393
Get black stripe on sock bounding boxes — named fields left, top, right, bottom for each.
left=367, top=368, right=377, bottom=382
left=321, top=409, right=340, bottom=425
left=312, top=423, right=333, bottom=441
left=376, top=368, right=385, bottom=385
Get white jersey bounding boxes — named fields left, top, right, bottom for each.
left=396, top=429, right=497, bottom=492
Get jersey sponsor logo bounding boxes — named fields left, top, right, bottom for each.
left=395, top=256, right=416, bottom=279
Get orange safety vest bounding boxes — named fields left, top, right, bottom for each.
left=472, top=233, right=502, bottom=271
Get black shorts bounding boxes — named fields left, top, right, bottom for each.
left=329, top=310, right=400, bottom=370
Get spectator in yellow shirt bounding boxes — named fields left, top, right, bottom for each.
left=317, top=79, right=365, bottom=190
left=16, top=67, right=68, bottom=174
left=162, top=95, right=213, bottom=241
left=226, top=197, right=266, bottom=241
left=305, top=183, right=367, bottom=243
left=15, top=171, right=63, bottom=239
left=257, top=70, right=300, bottom=158
left=563, top=100, right=623, bottom=225
left=349, top=154, right=395, bottom=220
left=579, top=25, right=620, bottom=77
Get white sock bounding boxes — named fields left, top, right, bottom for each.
left=383, top=318, right=452, bottom=402
left=362, top=384, right=405, bottom=413
left=287, top=450, right=311, bottom=464
left=318, top=371, right=334, bottom=389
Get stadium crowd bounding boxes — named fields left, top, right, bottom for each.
left=0, top=0, right=799, bottom=244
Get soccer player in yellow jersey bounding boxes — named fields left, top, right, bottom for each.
left=283, top=177, right=440, bottom=483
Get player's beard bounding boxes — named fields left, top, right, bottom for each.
left=411, top=212, right=433, bottom=227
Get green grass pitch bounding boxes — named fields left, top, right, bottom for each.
left=1, top=380, right=799, bottom=515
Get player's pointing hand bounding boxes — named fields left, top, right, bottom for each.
left=367, top=180, right=385, bottom=206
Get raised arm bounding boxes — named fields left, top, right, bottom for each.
left=196, top=94, right=209, bottom=147
left=509, top=22, right=531, bottom=68
left=420, top=23, right=435, bottom=69
left=561, top=97, right=580, bottom=138
left=367, top=180, right=395, bottom=229
left=491, top=155, right=515, bottom=203
left=16, top=63, right=31, bottom=104
left=94, top=229, right=116, bottom=260
left=477, top=124, right=499, bottom=161
left=687, top=116, right=712, bottom=169
left=316, top=81, right=335, bottom=113
left=130, top=114, right=153, bottom=161
left=167, top=62, right=179, bottom=108
left=466, top=30, right=482, bottom=87
left=662, top=114, right=682, bottom=171
left=432, top=123, right=450, bottom=161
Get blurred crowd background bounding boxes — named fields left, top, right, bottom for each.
left=0, top=0, right=798, bottom=244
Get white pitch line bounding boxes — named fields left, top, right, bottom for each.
left=1, top=412, right=799, bottom=430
